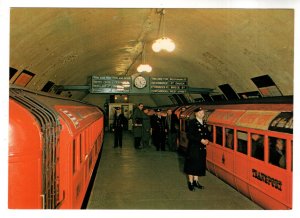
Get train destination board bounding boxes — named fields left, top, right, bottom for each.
left=150, top=77, right=188, bottom=94
left=90, top=75, right=188, bottom=94
left=90, top=75, right=131, bottom=93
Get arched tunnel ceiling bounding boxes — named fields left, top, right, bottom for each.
left=9, top=8, right=294, bottom=105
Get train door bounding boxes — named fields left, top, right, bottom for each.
left=179, top=118, right=189, bottom=149
left=211, top=125, right=235, bottom=185
left=205, top=124, right=214, bottom=173
left=234, top=129, right=250, bottom=197
left=248, top=133, right=292, bottom=209
left=207, top=109, right=245, bottom=186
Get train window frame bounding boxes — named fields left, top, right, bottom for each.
left=184, top=119, right=190, bottom=133
left=225, top=128, right=234, bottom=150
left=79, top=134, right=83, bottom=163
left=291, top=140, right=293, bottom=172
left=207, top=124, right=213, bottom=142
left=268, top=136, right=286, bottom=169
left=72, top=139, right=76, bottom=174
left=215, top=126, right=223, bottom=146
left=180, top=119, right=185, bottom=132
left=250, top=133, right=265, bottom=161
left=236, top=130, right=248, bottom=155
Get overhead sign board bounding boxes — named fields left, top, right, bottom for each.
left=150, top=77, right=188, bottom=94
left=90, top=75, right=188, bottom=94
left=90, top=76, right=131, bottom=93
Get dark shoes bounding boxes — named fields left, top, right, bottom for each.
left=188, top=182, right=195, bottom=191
left=187, top=181, right=204, bottom=191
left=193, top=180, right=204, bottom=189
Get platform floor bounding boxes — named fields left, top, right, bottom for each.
left=87, top=131, right=262, bottom=210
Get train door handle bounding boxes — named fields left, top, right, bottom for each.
left=56, top=190, right=65, bottom=208
left=222, top=153, right=225, bottom=164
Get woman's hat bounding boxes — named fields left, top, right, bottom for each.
left=194, top=107, right=204, bottom=113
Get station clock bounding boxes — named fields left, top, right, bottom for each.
left=134, top=76, right=147, bottom=89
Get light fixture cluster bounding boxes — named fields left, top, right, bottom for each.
left=152, top=37, right=175, bottom=53
left=136, top=9, right=175, bottom=73
left=137, top=64, right=152, bottom=73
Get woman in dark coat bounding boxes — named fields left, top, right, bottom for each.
left=184, top=107, right=210, bottom=191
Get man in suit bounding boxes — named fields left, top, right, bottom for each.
left=165, top=109, right=179, bottom=151
left=112, top=107, right=127, bottom=148
left=132, top=103, right=144, bottom=149
left=151, top=108, right=166, bottom=151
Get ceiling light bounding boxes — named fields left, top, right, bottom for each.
left=137, top=42, right=152, bottom=73
left=152, top=9, right=175, bottom=53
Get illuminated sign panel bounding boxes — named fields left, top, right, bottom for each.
left=90, top=76, right=131, bottom=93
left=90, top=76, right=188, bottom=94
left=150, top=77, right=188, bottom=94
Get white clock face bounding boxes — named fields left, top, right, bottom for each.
left=134, top=76, right=147, bottom=89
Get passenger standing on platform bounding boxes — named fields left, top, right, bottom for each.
left=141, top=108, right=152, bottom=148
left=151, top=108, right=166, bottom=151
left=184, top=107, right=210, bottom=191
left=112, top=107, right=127, bottom=148
left=165, top=109, right=179, bottom=151
left=132, top=103, right=144, bottom=149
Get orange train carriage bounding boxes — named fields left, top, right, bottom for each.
left=9, top=86, right=104, bottom=209
left=174, top=98, right=293, bottom=209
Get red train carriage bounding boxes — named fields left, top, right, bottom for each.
left=9, top=86, right=104, bottom=209
left=177, top=99, right=293, bottom=209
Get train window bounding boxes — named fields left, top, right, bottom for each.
left=207, top=124, right=213, bottom=142
left=268, top=137, right=286, bottom=169
left=237, top=131, right=248, bottom=155
left=185, top=120, right=190, bottom=132
left=73, top=139, right=76, bottom=174
left=291, top=140, right=293, bottom=172
left=180, top=120, right=185, bottom=131
left=79, top=134, right=82, bottom=163
left=225, top=128, right=234, bottom=150
left=216, top=126, right=223, bottom=146
left=251, top=133, right=264, bottom=161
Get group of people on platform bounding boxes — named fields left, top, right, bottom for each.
left=131, top=103, right=180, bottom=151
left=112, top=103, right=210, bottom=191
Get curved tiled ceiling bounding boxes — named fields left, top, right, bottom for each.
left=9, top=8, right=294, bottom=105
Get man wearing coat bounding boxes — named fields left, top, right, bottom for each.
left=112, top=107, right=127, bottom=148
left=151, top=108, right=166, bottom=151
left=132, top=103, right=144, bottom=149
left=165, top=109, right=179, bottom=151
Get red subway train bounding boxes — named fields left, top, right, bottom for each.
left=9, top=85, right=104, bottom=209
left=170, top=97, right=293, bottom=209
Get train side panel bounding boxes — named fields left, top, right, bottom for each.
left=54, top=105, right=104, bottom=208
left=9, top=86, right=105, bottom=209
left=8, top=99, right=43, bottom=208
